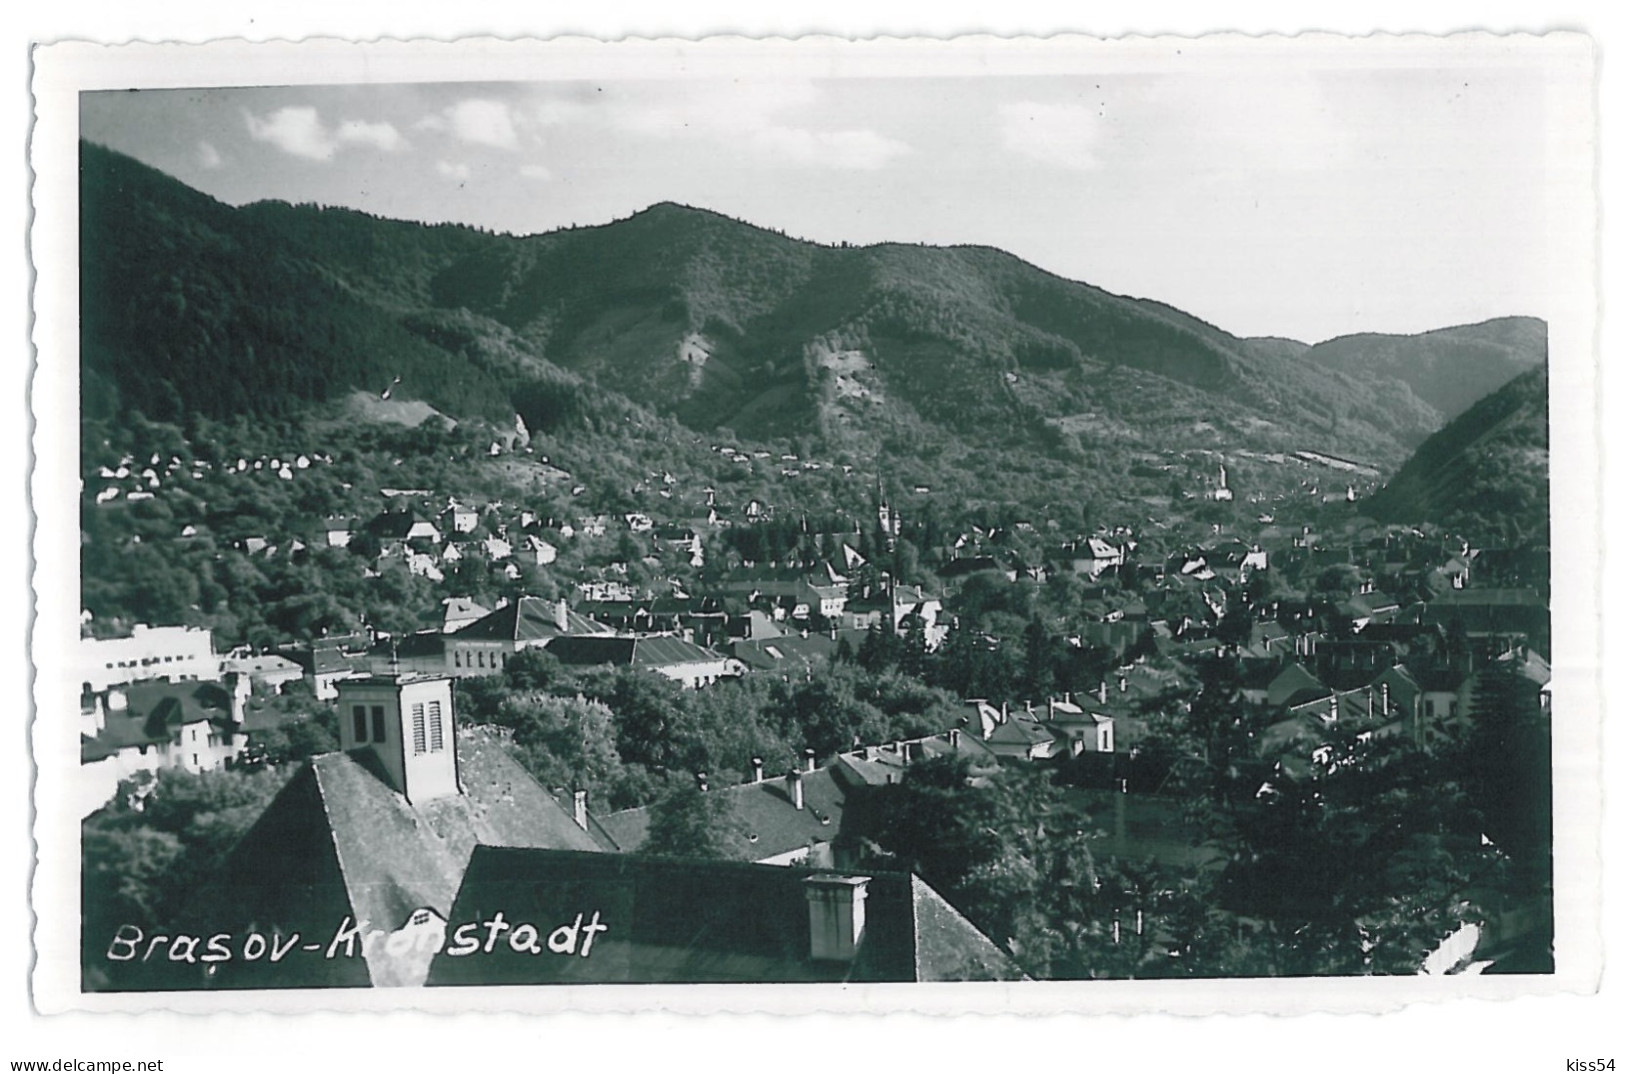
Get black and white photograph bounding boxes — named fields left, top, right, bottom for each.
left=24, top=25, right=1604, bottom=1035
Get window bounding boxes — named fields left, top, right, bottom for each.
left=428, top=700, right=444, bottom=752
left=453, top=651, right=461, bottom=668
left=371, top=706, right=387, bottom=743
left=411, top=702, right=427, bottom=755
left=352, top=705, right=368, bottom=743
left=477, top=651, right=486, bottom=668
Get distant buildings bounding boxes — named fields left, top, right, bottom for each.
left=80, top=624, right=219, bottom=693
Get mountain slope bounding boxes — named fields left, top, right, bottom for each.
left=1300, top=317, right=1547, bottom=424
left=79, top=141, right=1540, bottom=500
left=1363, top=364, right=1549, bottom=545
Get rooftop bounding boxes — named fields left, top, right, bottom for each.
left=426, top=847, right=1024, bottom=985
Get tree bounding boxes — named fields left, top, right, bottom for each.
left=493, top=693, right=627, bottom=801
left=1210, top=721, right=1500, bottom=975
left=642, top=781, right=749, bottom=860
left=1021, top=612, right=1058, bottom=700
left=1459, top=655, right=1552, bottom=910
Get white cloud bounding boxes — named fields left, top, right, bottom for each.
left=751, top=127, right=908, bottom=170
left=999, top=102, right=1105, bottom=171
left=336, top=119, right=406, bottom=153
left=245, top=106, right=406, bottom=162
left=419, top=99, right=523, bottom=150
left=436, top=160, right=473, bottom=182
left=531, top=81, right=908, bottom=171
left=196, top=140, right=222, bottom=170
left=519, top=163, right=552, bottom=181
left=245, top=106, right=335, bottom=161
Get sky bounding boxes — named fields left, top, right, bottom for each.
left=78, top=45, right=1590, bottom=344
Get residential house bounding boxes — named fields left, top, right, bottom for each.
left=280, top=636, right=371, bottom=699
left=79, top=677, right=250, bottom=815
left=218, top=651, right=306, bottom=694
left=81, top=624, right=219, bottom=693
left=968, top=700, right=1060, bottom=761
left=366, top=507, right=443, bottom=550
left=440, top=502, right=478, bottom=535
left=730, top=633, right=837, bottom=679
left=1056, top=537, right=1125, bottom=577
left=545, top=635, right=738, bottom=689
left=455, top=596, right=617, bottom=654
left=438, top=597, right=492, bottom=634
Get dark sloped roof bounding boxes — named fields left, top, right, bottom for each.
left=833, top=733, right=1000, bottom=788
left=600, top=768, right=845, bottom=862
left=157, top=727, right=606, bottom=990
left=457, top=596, right=612, bottom=643
left=547, top=634, right=724, bottom=670
left=730, top=634, right=835, bottom=673
left=425, top=847, right=1024, bottom=985
left=82, top=681, right=234, bottom=762
left=985, top=715, right=1055, bottom=748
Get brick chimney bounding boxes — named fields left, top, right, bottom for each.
left=787, top=768, right=805, bottom=810
left=750, top=757, right=764, bottom=784
left=948, top=727, right=961, bottom=748
left=555, top=599, right=570, bottom=633
left=804, top=875, right=871, bottom=962
left=572, top=788, right=589, bottom=830
left=802, top=748, right=816, bottom=773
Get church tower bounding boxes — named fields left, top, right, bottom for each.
left=875, top=476, right=899, bottom=551
left=335, top=675, right=461, bottom=804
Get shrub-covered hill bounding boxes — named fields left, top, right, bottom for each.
left=1364, top=364, right=1549, bottom=546
left=81, top=140, right=1542, bottom=494
left=1299, top=317, right=1548, bottom=424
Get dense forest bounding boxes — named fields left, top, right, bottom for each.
left=82, top=140, right=1550, bottom=499
left=1365, top=365, right=1550, bottom=546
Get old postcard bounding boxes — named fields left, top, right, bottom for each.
left=28, top=32, right=1601, bottom=1015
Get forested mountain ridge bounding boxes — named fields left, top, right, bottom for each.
left=80, top=140, right=1544, bottom=490
left=1298, top=316, right=1547, bottom=423
left=1365, top=364, right=1549, bottom=545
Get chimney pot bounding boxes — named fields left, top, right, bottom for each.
left=802, top=748, right=816, bottom=773
left=750, top=757, right=764, bottom=783
left=804, top=875, right=871, bottom=962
